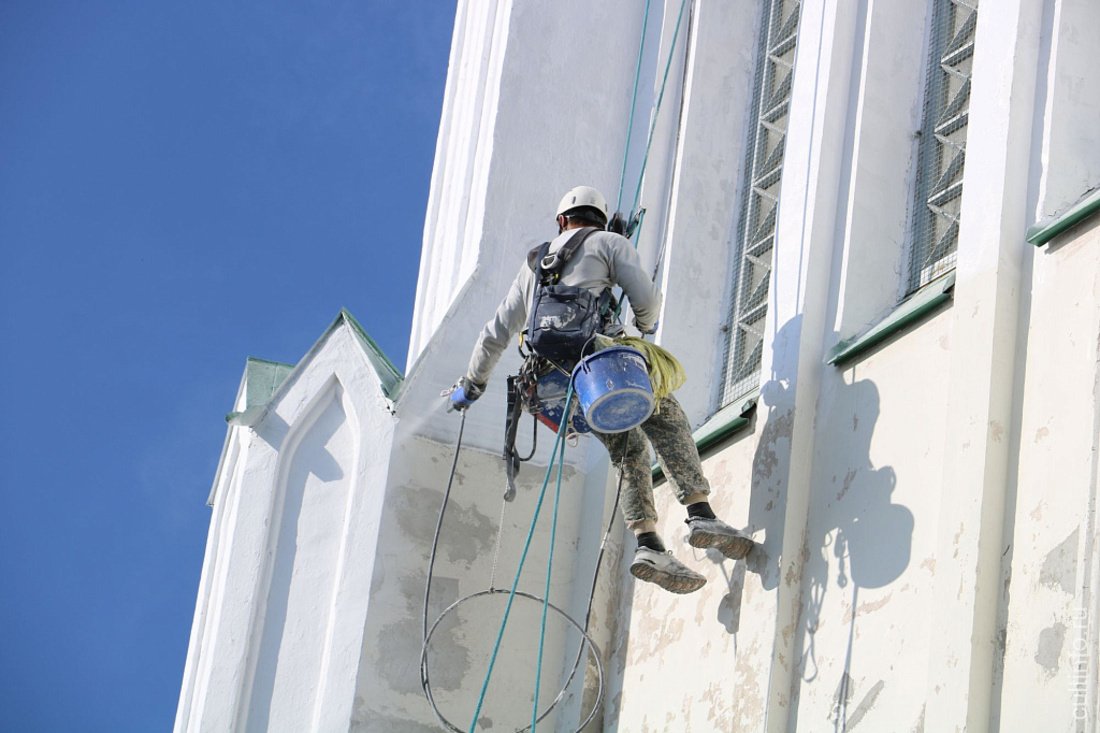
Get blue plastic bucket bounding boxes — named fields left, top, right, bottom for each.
left=571, top=346, right=654, bottom=433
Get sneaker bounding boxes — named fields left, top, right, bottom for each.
left=686, top=517, right=754, bottom=560
left=630, top=547, right=707, bottom=594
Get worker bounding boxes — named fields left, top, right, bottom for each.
left=450, top=186, right=752, bottom=594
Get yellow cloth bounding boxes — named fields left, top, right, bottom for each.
left=592, top=334, right=686, bottom=403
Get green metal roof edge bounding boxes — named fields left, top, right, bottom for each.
left=826, top=272, right=956, bottom=367
left=652, top=394, right=758, bottom=481
left=245, top=356, right=295, bottom=369
left=1026, top=187, right=1100, bottom=246
left=338, top=308, right=404, bottom=400
left=225, top=310, right=405, bottom=425
left=226, top=358, right=296, bottom=423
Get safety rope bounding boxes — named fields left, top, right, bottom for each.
left=525, top=5, right=697, bottom=721
left=531, top=389, right=570, bottom=731
left=488, top=497, right=509, bottom=591
left=615, top=0, right=651, bottom=215
left=421, top=404, right=627, bottom=732
left=610, top=0, right=691, bottom=325
left=467, top=383, right=574, bottom=732
left=627, top=0, right=691, bottom=228
left=422, top=410, right=468, bottom=641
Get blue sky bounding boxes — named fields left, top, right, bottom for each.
left=0, top=2, right=455, bottom=729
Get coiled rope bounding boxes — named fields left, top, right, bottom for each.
left=420, top=389, right=629, bottom=732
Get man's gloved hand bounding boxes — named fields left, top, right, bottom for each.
left=635, top=319, right=659, bottom=335
left=448, top=377, right=485, bottom=411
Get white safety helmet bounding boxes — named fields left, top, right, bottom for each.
left=555, top=185, right=610, bottom=225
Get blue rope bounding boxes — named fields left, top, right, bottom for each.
left=467, top=393, right=574, bottom=732
left=616, top=0, right=651, bottom=214
left=530, top=383, right=573, bottom=731
left=629, top=0, right=690, bottom=220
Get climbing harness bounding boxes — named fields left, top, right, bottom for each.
left=420, top=391, right=628, bottom=733
left=502, top=348, right=595, bottom=503
left=502, top=374, right=537, bottom=502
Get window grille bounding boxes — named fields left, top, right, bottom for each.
left=718, top=0, right=801, bottom=407
left=909, top=0, right=978, bottom=292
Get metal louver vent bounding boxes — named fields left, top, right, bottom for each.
left=910, top=0, right=978, bottom=292
left=718, top=0, right=801, bottom=407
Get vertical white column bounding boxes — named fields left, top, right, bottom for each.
left=755, top=0, right=862, bottom=729
left=921, top=1, right=1043, bottom=730
left=408, top=0, right=510, bottom=367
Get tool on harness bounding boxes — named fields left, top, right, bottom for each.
left=501, top=354, right=593, bottom=502
left=502, top=374, right=536, bottom=502
left=607, top=207, right=646, bottom=240
left=524, top=227, right=618, bottom=364
left=608, top=211, right=627, bottom=236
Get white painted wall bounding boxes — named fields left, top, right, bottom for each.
left=1034, top=0, right=1100, bottom=222
left=406, top=0, right=653, bottom=380
left=175, top=319, right=397, bottom=733
left=179, top=0, right=1100, bottom=730
left=408, top=0, right=511, bottom=368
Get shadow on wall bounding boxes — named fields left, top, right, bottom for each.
left=739, top=316, right=914, bottom=724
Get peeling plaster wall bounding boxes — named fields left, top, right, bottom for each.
left=611, top=424, right=764, bottom=731
left=604, top=0, right=1099, bottom=731
left=999, top=219, right=1100, bottom=729
left=785, top=314, right=950, bottom=733
left=350, top=434, right=602, bottom=732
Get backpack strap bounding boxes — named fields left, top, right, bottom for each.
left=527, top=241, right=552, bottom=273
left=526, top=227, right=600, bottom=283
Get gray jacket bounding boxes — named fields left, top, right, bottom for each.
left=465, top=229, right=661, bottom=385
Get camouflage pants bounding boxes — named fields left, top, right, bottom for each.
left=592, top=395, right=710, bottom=527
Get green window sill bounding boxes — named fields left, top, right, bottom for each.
left=652, top=394, right=758, bottom=480
left=825, top=272, right=955, bottom=368
left=1026, top=187, right=1100, bottom=246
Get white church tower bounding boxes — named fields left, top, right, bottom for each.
left=177, top=1, right=1100, bottom=730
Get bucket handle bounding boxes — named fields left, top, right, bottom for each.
left=576, top=335, right=601, bottom=372
left=573, top=340, right=652, bottom=379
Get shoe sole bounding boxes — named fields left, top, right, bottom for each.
left=688, top=529, right=754, bottom=560
left=630, top=561, right=706, bottom=594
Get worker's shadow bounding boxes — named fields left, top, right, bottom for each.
left=714, top=316, right=913, bottom=662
